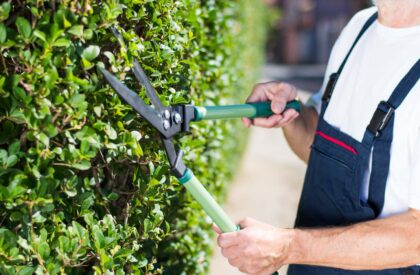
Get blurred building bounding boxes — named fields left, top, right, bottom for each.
left=266, top=0, right=372, bottom=64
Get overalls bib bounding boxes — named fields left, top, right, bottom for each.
left=288, top=12, right=420, bottom=275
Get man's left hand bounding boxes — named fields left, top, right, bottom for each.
left=214, top=217, right=294, bottom=275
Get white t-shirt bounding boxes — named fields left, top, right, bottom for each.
left=307, top=7, right=420, bottom=218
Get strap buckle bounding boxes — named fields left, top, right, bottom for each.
left=367, top=101, right=395, bottom=137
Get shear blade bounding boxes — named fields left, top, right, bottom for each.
left=132, top=58, right=165, bottom=113
left=100, top=67, right=163, bottom=133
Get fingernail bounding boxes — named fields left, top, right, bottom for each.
left=274, top=103, right=282, bottom=113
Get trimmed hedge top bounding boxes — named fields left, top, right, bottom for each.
left=0, top=0, right=269, bottom=274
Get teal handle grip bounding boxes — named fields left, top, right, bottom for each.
left=194, top=100, right=300, bottom=121
left=178, top=169, right=238, bottom=233
left=179, top=170, right=279, bottom=275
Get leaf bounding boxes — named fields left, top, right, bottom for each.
left=107, top=192, right=119, bottom=201
left=81, top=45, right=100, bottom=61
left=8, top=140, right=21, bottom=155
left=15, top=17, right=31, bottom=39
left=131, top=131, right=142, bottom=141
left=35, top=132, right=49, bottom=147
left=37, top=242, right=50, bottom=259
left=32, top=211, right=47, bottom=223
left=6, top=155, right=18, bottom=168
left=83, top=29, right=93, bottom=40
left=33, top=30, right=46, bottom=42
left=71, top=160, right=91, bottom=171
left=17, top=266, right=35, bottom=275
left=52, top=38, right=71, bottom=47
left=68, top=93, right=86, bottom=108
left=92, top=226, right=105, bottom=249
left=68, top=25, right=84, bottom=37
left=104, top=124, right=117, bottom=140
left=0, top=23, right=6, bottom=43
left=0, top=3, right=11, bottom=22
left=0, top=149, right=7, bottom=163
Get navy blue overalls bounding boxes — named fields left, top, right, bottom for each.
left=288, top=12, right=420, bottom=275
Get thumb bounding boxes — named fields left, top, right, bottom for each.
left=266, top=91, right=285, bottom=114
left=212, top=224, right=222, bottom=234
left=271, top=100, right=284, bottom=114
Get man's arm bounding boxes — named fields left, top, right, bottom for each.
left=290, top=208, right=420, bottom=270
left=242, top=82, right=319, bottom=163
left=283, top=105, right=318, bottom=163
left=216, top=209, right=420, bottom=274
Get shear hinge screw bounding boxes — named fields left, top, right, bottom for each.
left=163, top=120, right=170, bottom=130
left=163, top=110, right=170, bottom=119
left=174, top=113, right=182, bottom=124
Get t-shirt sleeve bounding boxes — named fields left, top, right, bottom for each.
left=409, top=129, right=420, bottom=210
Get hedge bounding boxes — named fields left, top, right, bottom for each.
left=0, top=1, right=269, bottom=274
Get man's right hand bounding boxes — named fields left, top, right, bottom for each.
left=242, top=82, right=300, bottom=128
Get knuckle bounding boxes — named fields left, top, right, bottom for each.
left=228, top=258, right=239, bottom=267
left=217, top=235, right=225, bottom=247
left=221, top=248, right=228, bottom=257
left=243, top=216, right=252, bottom=225
left=248, top=266, right=260, bottom=274
left=252, top=83, right=264, bottom=91
left=238, top=267, right=248, bottom=273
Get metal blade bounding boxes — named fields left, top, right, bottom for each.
left=132, top=58, right=165, bottom=113
left=100, top=68, right=163, bottom=133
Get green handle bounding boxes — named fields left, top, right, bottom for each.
left=193, top=100, right=300, bottom=121
left=179, top=169, right=279, bottom=275
left=178, top=169, right=238, bottom=233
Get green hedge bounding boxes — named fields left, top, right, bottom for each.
left=0, top=1, right=269, bottom=274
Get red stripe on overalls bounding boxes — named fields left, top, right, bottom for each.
left=316, top=131, right=358, bottom=155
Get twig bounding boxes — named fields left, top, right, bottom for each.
left=0, top=53, right=8, bottom=76
left=19, top=80, right=31, bottom=93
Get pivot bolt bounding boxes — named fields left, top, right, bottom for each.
left=163, top=120, right=170, bottom=130
left=174, top=113, right=182, bottom=124
left=163, top=110, right=170, bottom=119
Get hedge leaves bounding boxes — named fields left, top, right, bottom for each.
left=0, top=0, right=269, bottom=274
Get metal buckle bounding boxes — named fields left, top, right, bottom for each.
left=367, top=101, right=395, bottom=137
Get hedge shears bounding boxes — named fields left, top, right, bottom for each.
left=100, top=59, right=299, bottom=274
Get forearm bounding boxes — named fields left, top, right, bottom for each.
left=287, top=209, right=420, bottom=270
left=283, top=104, right=319, bottom=163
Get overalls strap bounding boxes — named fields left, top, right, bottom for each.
left=363, top=58, right=420, bottom=143
left=362, top=58, right=420, bottom=215
left=321, top=12, right=378, bottom=109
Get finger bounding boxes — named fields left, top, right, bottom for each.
left=221, top=245, right=241, bottom=258
left=271, top=100, right=286, bottom=114
left=237, top=217, right=257, bottom=229
left=256, top=266, right=281, bottom=275
left=217, top=232, right=240, bottom=248
left=242, top=117, right=252, bottom=128
left=227, top=257, right=242, bottom=268
left=278, top=109, right=297, bottom=123
left=278, top=111, right=299, bottom=127
left=213, top=224, right=222, bottom=234
left=252, top=114, right=282, bottom=128
left=246, top=83, right=269, bottom=103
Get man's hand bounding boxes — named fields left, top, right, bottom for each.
left=215, top=210, right=420, bottom=272
left=214, top=217, right=294, bottom=275
left=242, top=82, right=299, bottom=128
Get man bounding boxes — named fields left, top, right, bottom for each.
left=215, top=1, right=420, bottom=274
